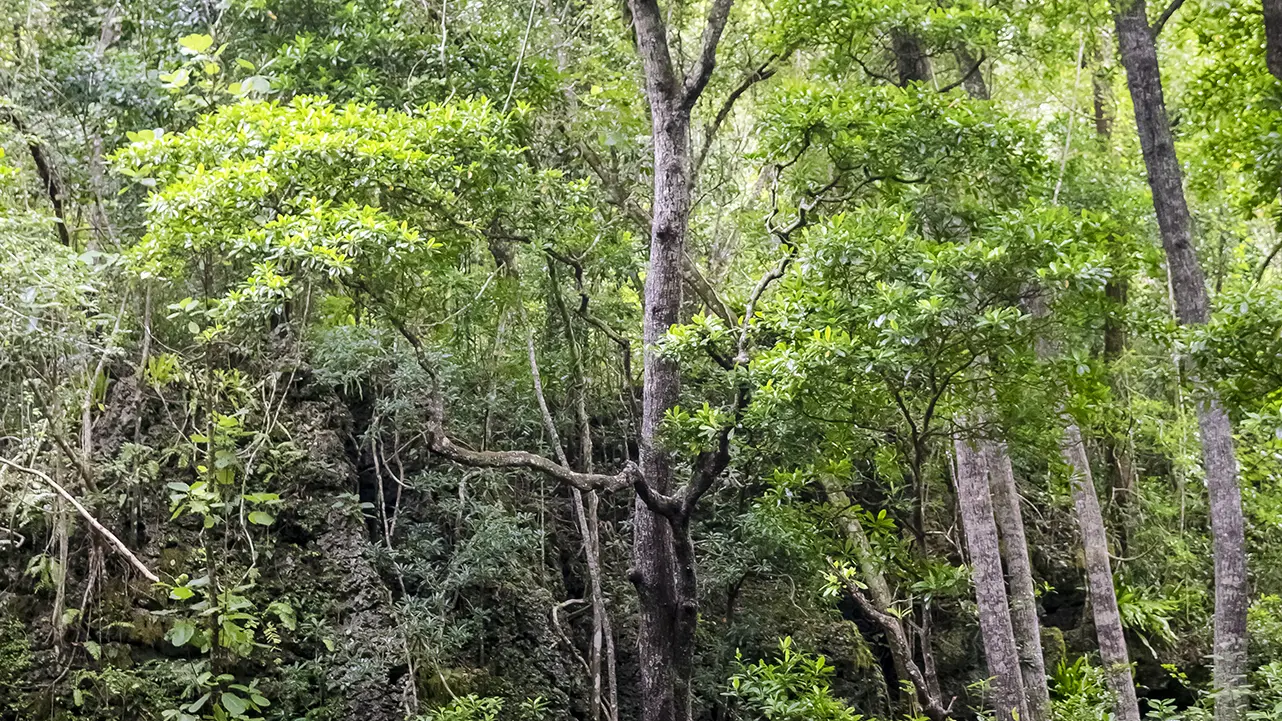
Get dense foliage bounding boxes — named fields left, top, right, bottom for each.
left=3, top=0, right=1282, bottom=720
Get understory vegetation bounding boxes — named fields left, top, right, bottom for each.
left=3, top=0, right=1282, bottom=719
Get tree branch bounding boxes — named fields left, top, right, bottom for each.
left=358, top=279, right=644, bottom=495
left=1152, top=0, right=1185, bottom=37
left=936, top=52, right=986, bottom=94
left=682, top=0, right=737, bottom=109
left=0, top=456, right=159, bottom=583
left=694, top=48, right=794, bottom=173
left=2, top=110, right=71, bottom=246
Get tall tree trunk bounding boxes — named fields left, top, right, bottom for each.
left=550, top=261, right=620, bottom=721
left=983, top=441, right=1051, bottom=721
left=954, top=46, right=990, bottom=100
left=1063, top=424, right=1143, bottom=721
left=1265, top=0, right=1282, bottom=81
left=953, top=434, right=1026, bottom=720
left=1094, top=35, right=1136, bottom=551
left=624, top=1, right=734, bottom=719
left=1103, top=274, right=1135, bottom=550
left=1113, top=4, right=1250, bottom=718
left=892, top=31, right=933, bottom=85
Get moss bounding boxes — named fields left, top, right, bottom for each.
left=0, top=615, right=34, bottom=720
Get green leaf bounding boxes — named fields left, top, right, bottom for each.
left=170, top=585, right=196, bottom=601
left=248, top=511, right=274, bottom=526
left=178, top=34, right=214, bottom=55
left=221, top=692, right=248, bottom=717
left=186, top=692, right=211, bottom=713
left=242, top=492, right=281, bottom=504
left=168, top=620, right=196, bottom=647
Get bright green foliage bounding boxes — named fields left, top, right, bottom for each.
left=112, top=96, right=534, bottom=328
left=5, top=0, right=1282, bottom=718
left=725, top=638, right=863, bottom=721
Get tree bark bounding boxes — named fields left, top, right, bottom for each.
left=983, top=441, right=1051, bottom=721
left=624, top=1, right=734, bottom=719
left=1112, top=4, right=1250, bottom=718
left=952, top=435, right=1026, bottom=720
left=1062, top=424, right=1143, bottom=721
left=892, top=31, right=933, bottom=86
left=1265, top=0, right=1282, bottom=81
left=954, top=46, right=989, bottom=100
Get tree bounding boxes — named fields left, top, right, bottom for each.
left=1112, top=1, right=1250, bottom=717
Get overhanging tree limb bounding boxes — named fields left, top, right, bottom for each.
left=1152, top=0, right=1185, bottom=37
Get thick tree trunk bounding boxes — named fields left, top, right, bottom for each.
left=631, top=95, right=690, bottom=721
left=983, top=441, right=1051, bottom=721
left=952, top=435, right=1026, bottom=720
left=892, top=31, right=933, bottom=85
left=624, top=2, right=733, bottom=719
left=1062, top=424, right=1143, bottom=721
left=1265, top=0, right=1282, bottom=81
left=1113, top=4, right=1250, bottom=718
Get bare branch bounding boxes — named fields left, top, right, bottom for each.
left=694, top=47, right=795, bottom=173
left=360, top=279, right=644, bottom=495
left=936, top=52, right=986, bottom=94
left=2, top=110, right=71, bottom=246
left=682, top=0, right=737, bottom=109
left=1152, top=0, right=1186, bottom=37
left=0, top=456, right=160, bottom=583
left=683, top=253, right=737, bottom=326
left=851, top=53, right=899, bottom=86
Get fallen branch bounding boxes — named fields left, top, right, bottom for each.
left=0, top=456, right=160, bottom=583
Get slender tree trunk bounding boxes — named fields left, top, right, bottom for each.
left=1103, top=274, right=1135, bottom=549
left=1265, top=0, right=1282, bottom=81
left=983, top=441, right=1051, bottom=721
left=3, top=112, right=72, bottom=246
left=823, top=478, right=950, bottom=719
left=552, top=261, right=621, bottom=721
left=1063, top=424, right=1143, bottom=721
left=952, top=434, right=1026, bottom=720
left=1113, top=4, right=1250, bottom=717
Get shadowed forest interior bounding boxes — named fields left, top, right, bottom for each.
left=3, top=0, right=1282, bottom=719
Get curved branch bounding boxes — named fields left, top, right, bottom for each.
left=694, top=47, right=794, bottom=173
left=936, top=52, right=986, bottom=94
left=1152, top=0, right=1186, bottom=37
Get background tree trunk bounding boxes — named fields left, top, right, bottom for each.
left=1113, top=4, right=1250, bottom=718
left=1063, top=424, right=1143, bottom=721
left=892, top=31, right=933, bottom=85
left=953, top=435, right=1026, bottom=720
left=824, top=478, right=950, bottom=719
left=1265, top=0, right=1282, bottom=81
left=983, top=441, right=1051, bottom=721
